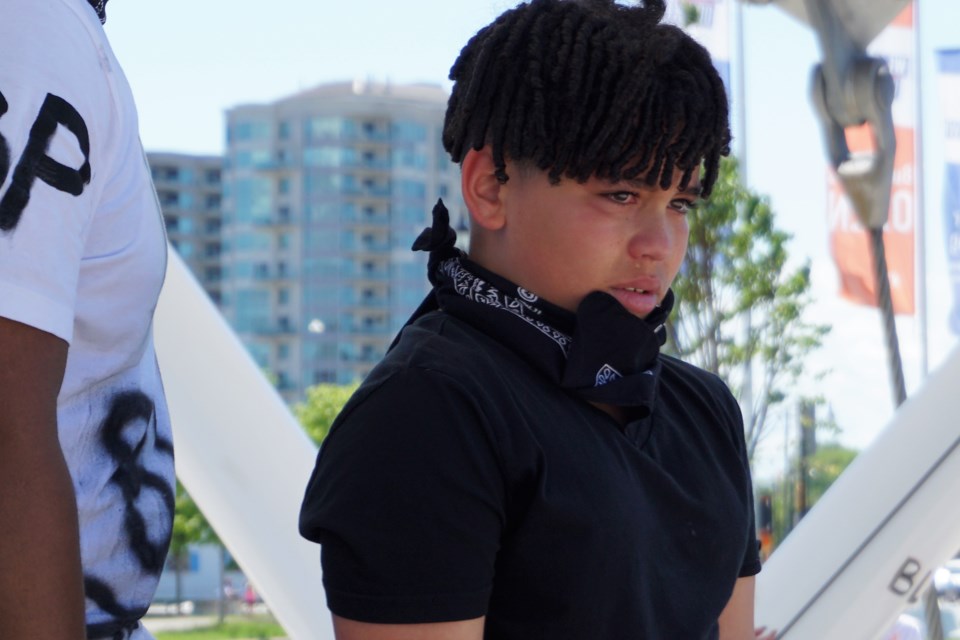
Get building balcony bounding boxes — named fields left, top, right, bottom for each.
left=339, top=352, right=386, bottom=364
left=244, top=325, right=298, bottom=337
left=341, top=185, right=392, bottom=198
left=338, top=324, right=393, bottom=336
left=340, top=210, right=390, bottom=225
left=341, top=266, right=390, bottom=281
left=250, top=212, right=298, bottom=227
left=252, top=269, right=297, bottom=282
left=340, top=240, right=392, bottom=254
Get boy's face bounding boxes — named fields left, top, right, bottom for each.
left=490, top=164, right=699, bottom=319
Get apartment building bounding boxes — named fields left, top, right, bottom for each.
left=220, top=81, right=465, bottom=401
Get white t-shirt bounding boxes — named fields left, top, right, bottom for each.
left=0, top=0, right=174, bottom=635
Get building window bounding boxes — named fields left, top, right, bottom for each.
left=158, top=191, right=179, bottom=207
left=158, top=166, right=179, bottom=181
left=230, top=120, right=270, bottom=142
left=314, top=370, right=336, bottom=384
left=391, top=121, right=427, bottom=142
left=277, top=288, right=290, bottom=305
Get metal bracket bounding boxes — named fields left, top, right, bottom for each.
left=804, top=0, right=897, bottom=230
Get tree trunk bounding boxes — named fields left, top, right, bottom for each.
left=174, top=549, right=184, bottom=613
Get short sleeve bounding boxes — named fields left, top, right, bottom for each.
left=299, top=366, right=505, bottom=623
left=0, top=2, right=104, bottom=342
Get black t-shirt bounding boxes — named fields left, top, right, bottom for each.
left=300, top=310, right=761, bottom=639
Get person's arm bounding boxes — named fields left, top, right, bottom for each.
left=333, top=615, right=485, bottom=640
left=0, top=317, right=86, bottom=639
left=718, top=576, right=757, bottom=640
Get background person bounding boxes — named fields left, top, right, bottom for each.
left=0, top=1, right=175, bottom=638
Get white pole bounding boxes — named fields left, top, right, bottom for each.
left=735, top=0, right=754, bottom=434
left=914, top=0, right=929, bottom=380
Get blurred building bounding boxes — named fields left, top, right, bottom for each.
left=149, top=153, right=225, bottom=304
left=220, top=81, right=465, bottom=401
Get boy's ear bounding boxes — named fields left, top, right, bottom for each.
left=461, top=146, right=507, bottom=231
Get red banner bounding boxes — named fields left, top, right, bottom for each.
left=828, top=126, right=916, bottom=314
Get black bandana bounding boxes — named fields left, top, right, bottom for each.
left=401, top=199, right=674, bottom=417
left=87, top=0, right=108, bottom=24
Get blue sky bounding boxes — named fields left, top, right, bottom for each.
left=106, top=1, right=960, bottom=480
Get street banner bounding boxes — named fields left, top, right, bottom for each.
left=937, top=49, right=960, bottom=334
left=827, top=5, right=916, bottom=314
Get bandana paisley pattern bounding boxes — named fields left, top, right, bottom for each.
left=438, top=258, right=572, bottom=353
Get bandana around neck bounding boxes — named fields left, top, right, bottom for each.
left=402, top=199, right=674, bottom=416
left=87, top=0, right=108, bottom=23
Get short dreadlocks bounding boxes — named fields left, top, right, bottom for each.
left=443, top=0, right=730, bottom=197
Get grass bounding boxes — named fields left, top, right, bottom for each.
left=154, top=616, right=286, bottom=640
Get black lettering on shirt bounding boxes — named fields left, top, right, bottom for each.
left=0, top=93, right=91, bottom=232
left=0, top=90, right=9, bottom=193
left=84, top=390, right=174, bottom=635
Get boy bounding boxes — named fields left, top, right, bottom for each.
left=300, top=1, right=760, bottom=637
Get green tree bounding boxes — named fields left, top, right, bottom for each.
left=170, top=481, right=221, bottom=613
left=757, top=441, right=857, bottom=548
left=806, top=443, right=859, bottom=506
left=295, top=383, right=359, bottom=446
left=666, top=157, right=830, bottom=461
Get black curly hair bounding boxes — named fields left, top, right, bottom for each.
left=443, top=0, right=730, bottom=197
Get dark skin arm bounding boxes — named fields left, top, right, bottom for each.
left=0, top=317, right=86, bottom=639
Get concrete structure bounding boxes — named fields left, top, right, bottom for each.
left=221, top=81, right=465, bottom=401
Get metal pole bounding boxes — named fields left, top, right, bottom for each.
left=735, top=0, right=754, bottom=438
left=914, top=0, right=929, bottom=379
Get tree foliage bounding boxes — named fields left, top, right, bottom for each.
left=806, top=443, right=859, bottom=506
left=757, top=441, right=858, bottom=548
left=170, top=481, right=220, bottom=561
left=169, top=481, right=221, bottom=607
left=666, top=157, right=830, bottom=460
left=295, top=383, right=359, bottom=446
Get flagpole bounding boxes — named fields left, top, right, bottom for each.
left=910, top=6, right=943, bottom=638
left=915, top=0, right=929, bottom=379
left=735, top=0, right=754, bottom=436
